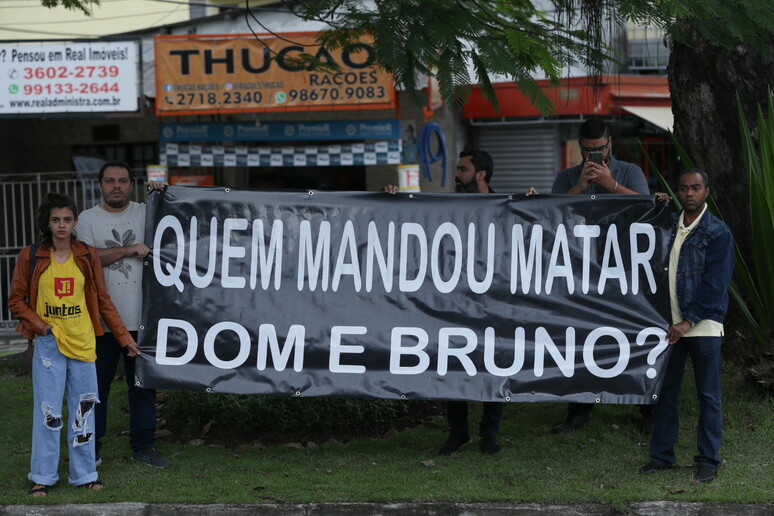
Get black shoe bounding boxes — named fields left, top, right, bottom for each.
left=695, top=464, right=717, bottom=482
left=639, top=460, right=674, bottom=474
left=438, top=432, right=470, bottom=456
left=551, top=414, right=589, bottom=434
left=131, top=447, right=171, bottom=468
left=479, top=436, right=500, bottom=455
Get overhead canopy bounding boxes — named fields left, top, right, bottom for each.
left=622, top=106, right=674, bottom=132
left=461, top=75, right=671, bottom=120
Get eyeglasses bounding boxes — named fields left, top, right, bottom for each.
left=581, top=142, right=609, bottom=153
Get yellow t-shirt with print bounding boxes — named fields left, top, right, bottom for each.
left=35, top=251, right=96, bottom=362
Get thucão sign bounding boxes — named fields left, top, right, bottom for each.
left=154, top=32, right=395, bottom=116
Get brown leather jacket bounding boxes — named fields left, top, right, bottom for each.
left=8, top=240, right=133, bottom=347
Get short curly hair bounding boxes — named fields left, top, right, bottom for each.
left=37, top=192, right=78, bottom=246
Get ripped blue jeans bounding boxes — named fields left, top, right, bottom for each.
left=30, top=334, right=99, bottom=486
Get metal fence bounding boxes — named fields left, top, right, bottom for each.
left=1, top=171, right=146, bottom=331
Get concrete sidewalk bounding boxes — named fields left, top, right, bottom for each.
left=2, top=502, right=774, bottom=515
left=0, top=332, right=27, bottom=356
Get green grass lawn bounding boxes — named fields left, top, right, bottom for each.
left=1, top=355, right=773, bottom=506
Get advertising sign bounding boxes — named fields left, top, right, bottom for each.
left=155, top=33, right=395, bottom=115
left=137, top=187, right=673, bottom=404
left=161, top=140, right=401, bottom=167
left=0, top=41, right=140, bottom=114
left=159, top=120, right=401, bottom=142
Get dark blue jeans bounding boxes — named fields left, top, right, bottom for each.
left=94, top=332, right=157, bottom=454
left=447, top=401, right=504, bottom=438
left=649, top=336, right=723, bottom=468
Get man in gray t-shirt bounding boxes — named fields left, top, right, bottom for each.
left=75, top=160, right=171, bottom=468
left=549, top=119, right=653, bottom=435
left=551, top=155, right=649, bottom=195
left=551, top=122, right=649, bottom=195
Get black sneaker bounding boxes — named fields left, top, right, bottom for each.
left=639, top=460, right=674, bottom=474
left=479, top=436, right=501, bottom=455
left=438, top=432, right=470, bottom=456
left=695, top=464, right=717, bottom=483
left=131, top=447, right=171, bottom=468
left=551, top=414, right=589, bottom=434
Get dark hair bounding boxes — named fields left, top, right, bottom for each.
left=37, top=192, right=78, bottom=246
left=459, top=149, right=494, bottom=183
left=98, top=160, right=133, bottom=182
left=578, top=118, right=609, bottom=140
left=678, top=167, right=710, bottom=187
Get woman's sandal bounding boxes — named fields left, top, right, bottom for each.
left=81, top=481, right=104, bottom=490
left=29, top=484, right=48, bottom=497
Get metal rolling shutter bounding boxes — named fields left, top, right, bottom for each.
left=476, top=124, right=560, bottom=194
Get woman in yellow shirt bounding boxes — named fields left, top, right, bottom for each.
left=8, top=192, right=139, bottom=497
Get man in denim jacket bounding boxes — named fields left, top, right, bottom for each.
left=640, top=168, right=734, bottom=483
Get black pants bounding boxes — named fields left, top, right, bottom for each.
left=94, top=331, right=157, bottom=454
left=447, top=401, right=504, bottom=438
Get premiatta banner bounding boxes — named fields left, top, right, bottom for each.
left=137, top=187, right=673, bottom=404
left=154, top=33, right=395, bottom=115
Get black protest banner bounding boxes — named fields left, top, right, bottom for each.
left=136, top=186, right=673, bottom=404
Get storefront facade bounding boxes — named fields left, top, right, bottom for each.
left=462, top=75, right=675, bottom=194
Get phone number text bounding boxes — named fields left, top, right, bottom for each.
left=24, top=83, right=121, bottom=95
left=164, top=90, right=263, bottom=106
left=163, top=86, right=389, bottom=107
left=288, top=86, right=387, bottom=101
left=22, top=66, right=121, bottom=80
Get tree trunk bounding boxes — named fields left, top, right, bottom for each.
left=668, top=32, right=774, bottom=351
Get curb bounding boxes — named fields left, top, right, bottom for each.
left=3, top=502, right=774, bottom=516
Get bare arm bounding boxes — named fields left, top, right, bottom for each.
left=96, top=244, right=150, bottom=266
left=586, top=162, right=643, bottom=195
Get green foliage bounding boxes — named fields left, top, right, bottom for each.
left=40, top=0, right=97, bottom=16
left=286, top=0, right=774, bottom=113
left=292, top=0, right=607, bottom=113
left=660, top=0, right=774, bottom=54
left=161, top=390, right=441, bottom=444
left=737, top=92, right=774, bottom=346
